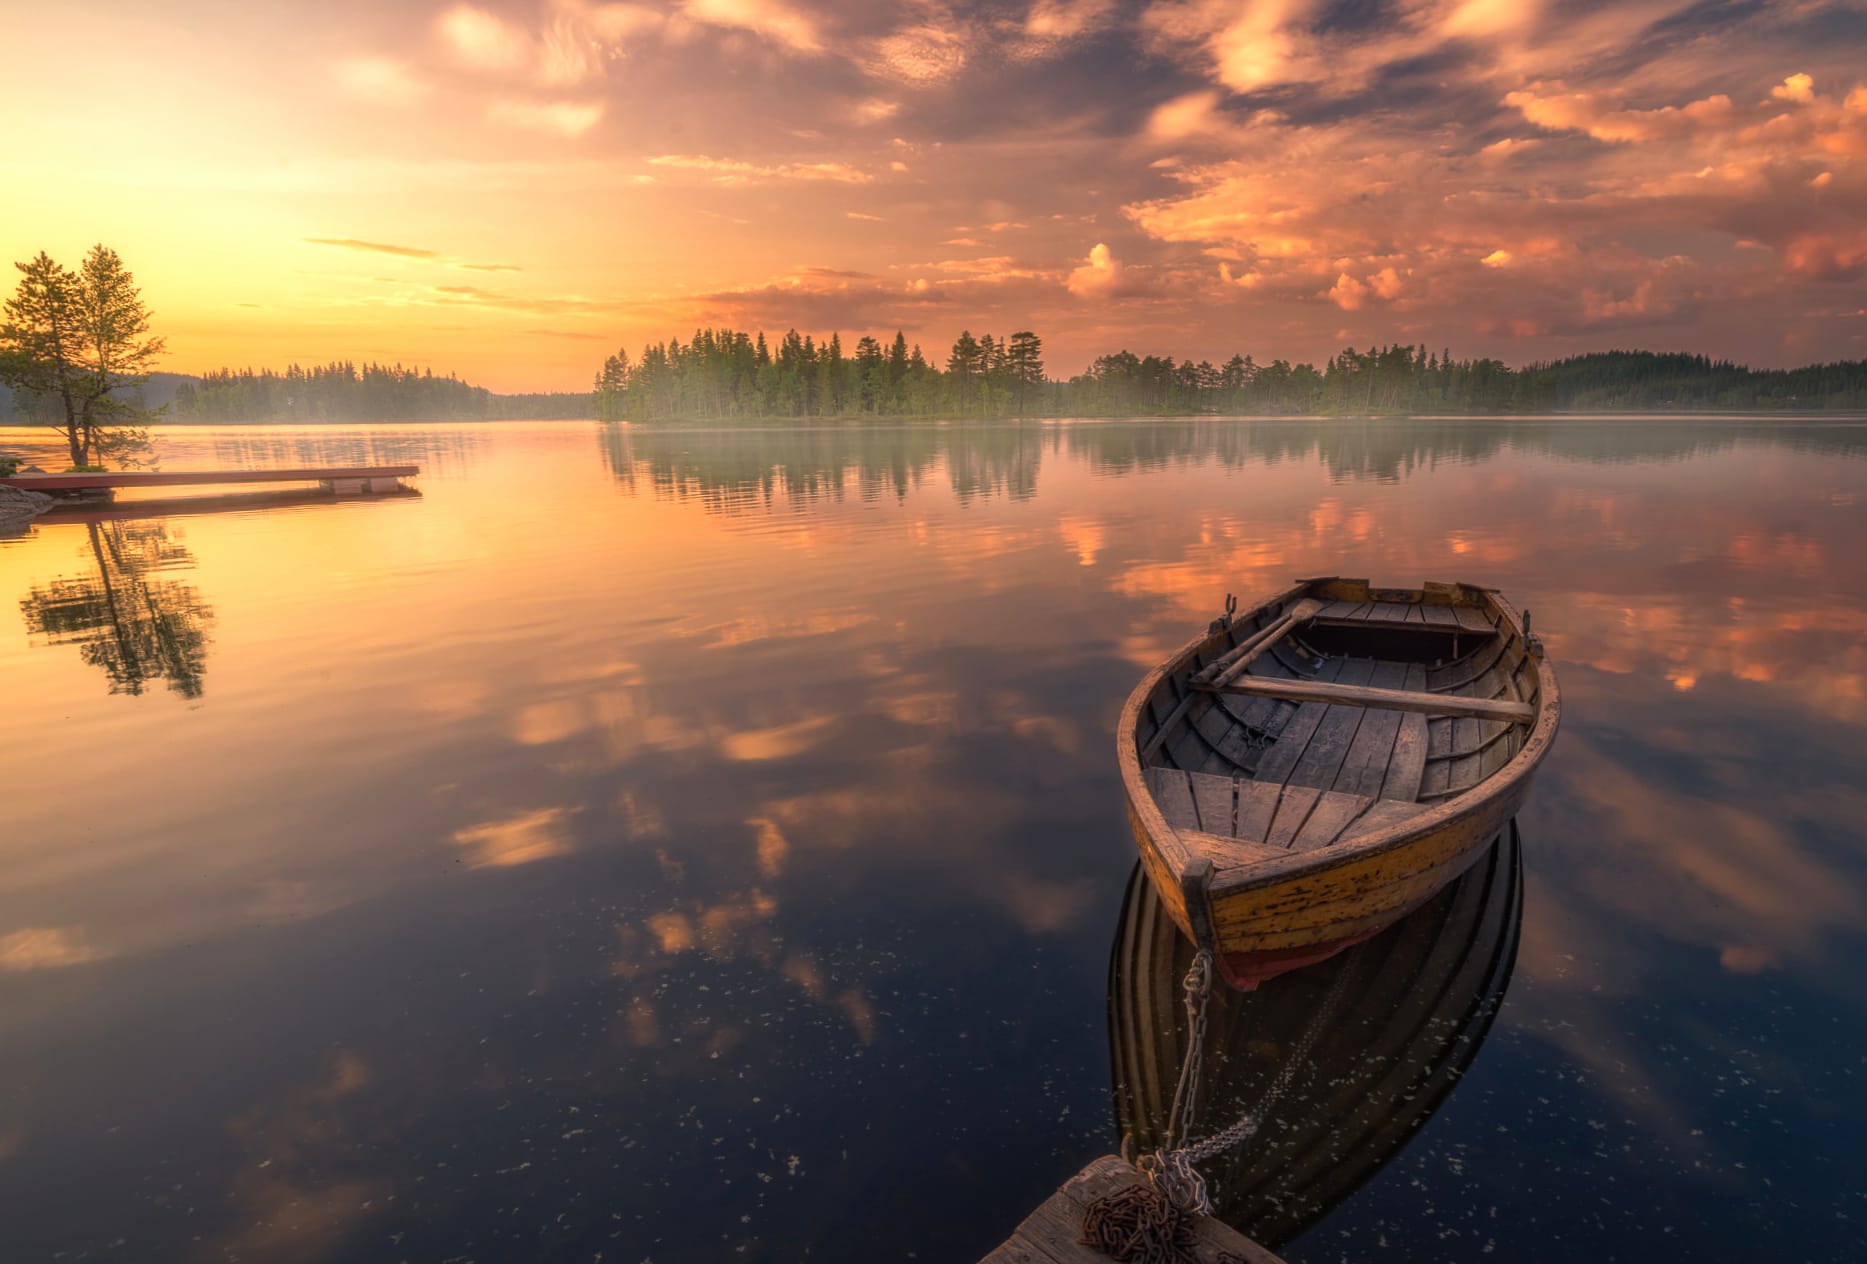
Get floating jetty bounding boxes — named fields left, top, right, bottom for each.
left=0, top=465, right=419, bottom=498
left=979, top=1155, right=1284, bottom=1264
left=38, top=485, right=421, bottom=524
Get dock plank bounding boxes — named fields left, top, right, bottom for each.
left=2, top=465, right=418, bottom=492
left=979, top=1155, right=1285, bottom=1264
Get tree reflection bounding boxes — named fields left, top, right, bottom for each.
left=20, top=521, right=215, bottom=697
left=611, top=422, right=1049, bottom=511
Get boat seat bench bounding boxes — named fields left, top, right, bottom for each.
left=1194, top=674, right=1535, bottom=724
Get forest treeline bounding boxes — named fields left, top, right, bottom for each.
left=595, top=328, right=1044, bottom=421
left=166, top=363, right=591, bottom=422
left=595, top=330, right=1867, bottom=419
left=10, top=341, right=1863, bottom=428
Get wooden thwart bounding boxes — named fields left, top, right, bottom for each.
left=1308, top=613, right=1491, bottom=637
left=978, top=1155, right=1285, bottom=1264
left=1196, top=675, right=1535, bottom=724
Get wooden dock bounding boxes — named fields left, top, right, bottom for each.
left=980, top=1156, right=1284, bottom=1264
left=0, top=465, right=418, bottom=497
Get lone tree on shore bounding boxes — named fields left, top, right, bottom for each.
left=1, top=245, right=164, bottom=468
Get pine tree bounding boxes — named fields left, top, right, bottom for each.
left=946, top=330, right=982, bottom=416
left=1005, top=331, right=1044, bottom=417
left=1, top=245, right=165, bottom=467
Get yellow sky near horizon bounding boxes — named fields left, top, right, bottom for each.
left=5, top=0, right=1866, bottom=391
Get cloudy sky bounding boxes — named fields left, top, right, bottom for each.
left=5, top=0, right=1866, bottom=389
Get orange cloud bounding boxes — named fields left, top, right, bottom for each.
left=646, top=154, right=873, bottom=184
left=683, top=0, right=823, bottom=54
left=1066, top=242, right=1122, bottom=297
left=1504, top=84, right=1735, bottom=143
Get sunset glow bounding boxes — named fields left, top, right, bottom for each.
left=5, top=0, right=1866, bottom=389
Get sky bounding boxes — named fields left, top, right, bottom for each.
left=3, top=0, right=1866, bottom=391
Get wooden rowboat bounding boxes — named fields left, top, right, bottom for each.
left=1116, top=577, right=1557, bottom=989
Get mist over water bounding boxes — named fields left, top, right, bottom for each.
left=2, top=418, right=1863, bottom=1262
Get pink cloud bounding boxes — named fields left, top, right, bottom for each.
left=1066, top=243, right=1122, bottom=297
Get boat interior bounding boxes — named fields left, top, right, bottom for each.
left=1137, top=582, right=1542, bottom=858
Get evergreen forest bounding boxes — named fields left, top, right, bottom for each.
left=164, top=363, right=591, bottom=422
left=11, top=340, right=1864, bottom=427
left=594, top=331, right=1867, bottom=420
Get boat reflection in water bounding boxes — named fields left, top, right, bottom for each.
left=1109, top=823, right=1522, bottom=1250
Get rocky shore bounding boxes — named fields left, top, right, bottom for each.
left=0, top=484, right=55, bottom=535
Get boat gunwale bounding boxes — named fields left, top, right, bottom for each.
left=1116, top=577, right=1317, bottom=887
left=1117, top=577, right=1561, bottom=900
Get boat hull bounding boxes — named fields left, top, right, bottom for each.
left=1117, top=577, right=1558, bottom=989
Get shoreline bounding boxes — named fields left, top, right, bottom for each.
left=7, top=410, right=1867, bottom=431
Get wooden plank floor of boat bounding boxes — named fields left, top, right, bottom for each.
left=977, top=1155, right=1286, bottom=1264
left=1149, top=595, right=1527, bottom=850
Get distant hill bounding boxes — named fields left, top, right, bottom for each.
left=1526, top=350, right=1867, bottom=410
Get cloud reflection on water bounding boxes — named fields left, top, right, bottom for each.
left=0, top=418, right=1864, bottom=1261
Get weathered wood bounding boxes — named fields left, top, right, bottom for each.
left=1196, top=601, right=1321, bottom=689
left=1285, top=661, right=1377, bottom=790
left=1292, top=790, right=1375, bottom=851
left=978, top=1155, right=1285, bottom=1264
left=1341, top=797, right=1429, bottom=840
left=1380, top=665, right=1431, bottom=802
left=3, top=465, right=418, bottom=492
left=1244, top=655, right=1345, bottom=787
left=1249, top=702, right=1326, bottom=786
left=1145, top=766, right=1199, bottom=830
left=1234, top=779, right=1284, bottom=842
left=1264, top=785, right=1323, bottom=849
left=1191, top=771, right=1236, bottom=836
left=1330, top=661, right=1410, bottom=797
left=1307, top=614, right=1480, bottom=636
left=1203, top=675, right=1536, bottom=724
left=1119, top=574, right=1559, bottom=985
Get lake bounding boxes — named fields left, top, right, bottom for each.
left=2, top=417, right=1864, bottom=1262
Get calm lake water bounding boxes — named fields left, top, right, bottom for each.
left=2, top=418, right=1865, bottom=1262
